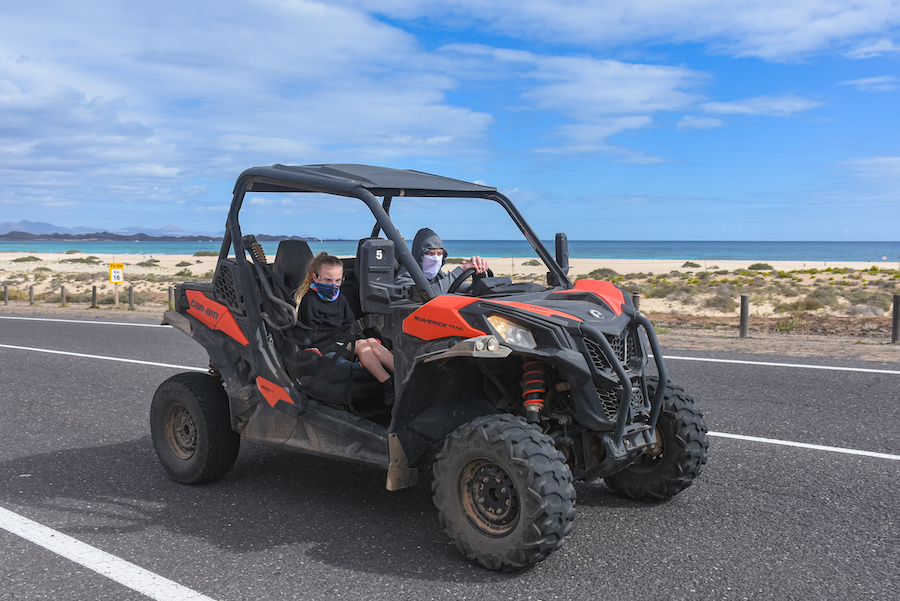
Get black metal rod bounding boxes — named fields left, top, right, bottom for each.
left=892, top=294, right=899, bottom=344
left=740, top=294, right=749, bottom=338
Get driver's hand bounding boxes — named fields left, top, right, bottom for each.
left=462, top=256, right=489, bottom=274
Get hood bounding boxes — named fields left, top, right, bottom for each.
left=411, top=227, right=446, bottom=267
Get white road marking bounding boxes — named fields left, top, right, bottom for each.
left=5, top=314, right=898, bottom=374
left=0, top=505, right=217, bottom=601
left=663, top=354, right=900, bottom=375
left=708, top=431, right=900, bottom=461
left=0, top=343, right=206, bottom=372
left=2, top=342, right=898, bottom=461
left=0, top=333, right=897, bottom=598
left=0, top=315, right=169, bottom=328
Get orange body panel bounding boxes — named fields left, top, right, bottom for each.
left=403, top=296, right=485, bottom=341
left=256, top=376, right=294, bottom=408
left=185, top=290, right=250, bottom=346
left=488, top=300, right=582, bottom=322
left=555, top=280, right=626, bottom=316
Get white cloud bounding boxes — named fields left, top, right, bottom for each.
left=700, top=95, right=824, bottom=116
left=0, top=0, right=497, bottom=213
left=839, top=75, right=899, bottom=92
left=337, top=0, right=900, bottom=61
left=522, top=56, right=703, bottom=116
left=441, top=44, right=706, bottom=155
left=677, top=116, right=725, bottom=130
left=841, top=157, right=900, bottom=180
left=844, top=39, right=900, bottom=58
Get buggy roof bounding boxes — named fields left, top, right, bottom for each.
left=237, top=163, right=498, bottom=198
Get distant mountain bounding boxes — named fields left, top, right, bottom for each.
left=0, top=220, right=217, bottom=238
left=0, top=220, right=94, bottom=236
left=0, top=230, right=221, bottom=242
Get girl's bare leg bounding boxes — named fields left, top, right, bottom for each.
left=355, top=339, right=391, bottom=382
left=365, top=338, right=394, bottom=372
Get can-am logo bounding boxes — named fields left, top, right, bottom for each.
left=589, top=309, right=604, bottom=319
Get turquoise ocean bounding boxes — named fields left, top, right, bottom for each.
left=2, top=240, right=900, bottom=263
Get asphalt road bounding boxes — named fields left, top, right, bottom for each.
left=1, top=314, right=898, bottom=601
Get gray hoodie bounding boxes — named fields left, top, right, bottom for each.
left=395, top=227, right=465, bottom=294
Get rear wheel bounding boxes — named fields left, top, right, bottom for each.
left=432, top=414, right=576, bottom=571
left=605, top=377, right=708, bottom=501
left=150, top=372, right=240, bottom=484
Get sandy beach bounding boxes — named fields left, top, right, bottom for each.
left=1, top=250, right=896, bottom=303
left=2, top=250, right=898, bottom=361
left=2, top=251, right=895, bottom=291
left=0, top=251, right=896, bottom=317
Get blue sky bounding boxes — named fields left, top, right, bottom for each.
left=1, top=0, right=899, bottom=241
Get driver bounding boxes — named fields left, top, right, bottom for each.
left=395, top=227, right=489, bottom=294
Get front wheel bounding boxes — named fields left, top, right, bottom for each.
left=432, top=414, right=576, bottom=571
left=150, top=372, right=240, bottom=484
left=605, top=376, right=708, bottom=501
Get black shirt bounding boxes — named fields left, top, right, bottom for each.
left=299, top=290, right=355, bottom=330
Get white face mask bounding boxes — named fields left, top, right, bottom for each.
left=422, top=253, right=443, bottom=279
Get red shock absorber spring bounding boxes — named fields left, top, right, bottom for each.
left=521, top=360, right=546, bottom=423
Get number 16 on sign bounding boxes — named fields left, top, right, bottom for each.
left=109, top=263, right=125, bottom=284
left=109, top=263, right=124, bottom=308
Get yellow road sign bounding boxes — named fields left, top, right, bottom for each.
left=109, top=263, right=125, bottom=284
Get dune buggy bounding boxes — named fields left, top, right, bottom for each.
left=151, top=163, right=709, bottom=570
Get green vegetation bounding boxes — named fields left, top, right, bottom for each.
left=193, top=250, right=217, bottom=257
left=776, top=317, right=808, bottom=332
left=60, top=255, right=101, bottom=264
left=12, top=256, right=41, bottom=262
left=572, top=265, right=899, bottom=317
left=586, top=267, right=620, bottom=280
left=681, top=261, right=701, bottom=268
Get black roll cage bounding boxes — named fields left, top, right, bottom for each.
left=219, top=163, right=573, bottom=299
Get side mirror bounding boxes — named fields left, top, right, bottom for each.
left=555, top=232, right=569, bottom=275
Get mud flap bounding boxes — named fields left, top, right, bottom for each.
left=386, top=433, right=418, bottom=491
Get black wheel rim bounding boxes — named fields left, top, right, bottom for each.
left=165, top=403, right=196, bottom=460
left=459, top=458, right=520, bottom=536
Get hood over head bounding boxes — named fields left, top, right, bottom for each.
left=411, top=227, right=446, bottom=267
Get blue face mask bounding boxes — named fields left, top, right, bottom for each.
left=311, top=281, right=340, bottom=302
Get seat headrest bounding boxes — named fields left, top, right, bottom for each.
left=272, top=240, right=314, bottom=295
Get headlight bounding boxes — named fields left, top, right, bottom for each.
left=487, top=315, right=537, bottom=349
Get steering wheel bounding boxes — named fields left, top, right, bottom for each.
left=446, top=267, right=494, bottom=294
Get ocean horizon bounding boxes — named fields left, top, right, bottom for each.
left=2, top=239, right=900, bottom=263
